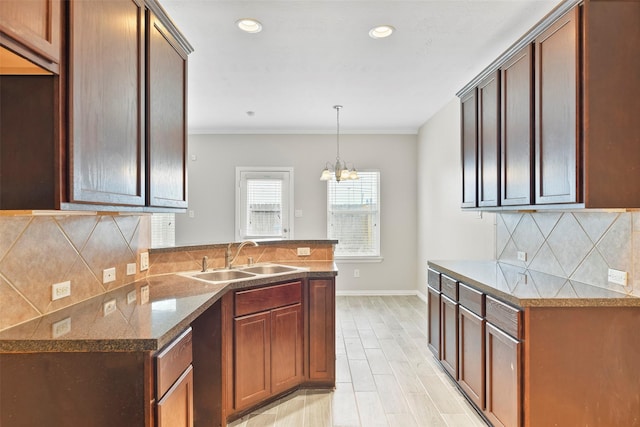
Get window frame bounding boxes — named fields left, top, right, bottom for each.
left=235, top=166, right=294, bottom=241
left=326, top=170, right=381, bottom=260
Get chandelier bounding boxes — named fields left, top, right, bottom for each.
left=320, top=105, right=359, bottom=182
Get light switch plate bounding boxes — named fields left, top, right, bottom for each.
left=126, top=263, right=136, bottom=276
left=297, top=247, right=311, bottom=256
left=517, top=251, right=527, bottom=262
left=127, top=290, right=137, bottom=304
left=140, top=252, right=149, bottom=271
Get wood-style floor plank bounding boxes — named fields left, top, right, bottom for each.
left=226, top=296, right=488, bottom=427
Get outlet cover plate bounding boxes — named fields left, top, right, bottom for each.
left=103, top=267, right=116, bottom=284
left=126, top=263, right=136, bottom=276
left=297, top=247, right=311, bottom=256
left=103, top=299, right=117, bottom=316
left=608, top=268, right=628, bottom=286
left=52, top=317, right=71, bottom=338
left=517, top=251, right=527, bottom=262
left=127, top=290, right=137, bottom=304
left=140, top=285, right=150, bottom=304
left=52, top=281, right=71, bottom=301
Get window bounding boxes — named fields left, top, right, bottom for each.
left=151, top=213, right=175, bottom=248
left=236, top=167, right=293, bottom=240
left=327, top=171, right=380, bottom=258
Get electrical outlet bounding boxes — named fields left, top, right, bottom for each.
left=140, top=285, right=150, bottom=304
left=103, top=299, right=117, bottom=316
left=354, top=269, right=360, bottom=278
left=126, top=263, right=136, bottom=276
left=297, top=247, right=311, bottom=256
left=103, top=267, right=116, bottom=284
left=127, top=290, right=137, bottom=304
left=608, top=268, right=628, bottom=286
left=188, top=210, right=195, bottom=218
left=51, top=317, right=71, bottom=338
left=52, top=281, right=71, bottom=301
left=517, top=251, right=527, bottom=262
left=140, top=252, right=149, bottom=271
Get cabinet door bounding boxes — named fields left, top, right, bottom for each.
left=147, top=10, right=188, bottom=208
left=485, top=323, right=521, bottom=427
left=68, top=0, right=145, bottom=206
left=458, top=306, right=485, bottom=410
left=478, top=72, right=500, bottom=207
left=534, top=8, right=580, bottom=205
left=157, top=365, right=194, bottom=427
left=234, top=311, right=271, bottom=410
left=0, top=0, right=61, bottom=71
left=461, top=89, right=478, bottom=208
left=440, top=295, right=458, bottom=379
left=427, top=286, right=440, bottom=358
left=501, top=45, right=533, bottom=206
left=308, top=278, right=336, bottom=385
left=271, top=304, right=304, bottom=394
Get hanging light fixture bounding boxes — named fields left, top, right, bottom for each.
left=320, top=105, right=359, bottom=182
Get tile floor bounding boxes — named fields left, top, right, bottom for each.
left=228, top=295, right=488, bottom=427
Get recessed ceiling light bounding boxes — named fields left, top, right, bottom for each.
left=369, top=25, right=395, bottom=39
left=236, top=18, right=262, bottom=34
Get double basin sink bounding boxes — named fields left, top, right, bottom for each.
left=181, top=264, right=305, bottom=284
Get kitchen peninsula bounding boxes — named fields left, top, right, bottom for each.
left=0, top=240, right=338, bottom=427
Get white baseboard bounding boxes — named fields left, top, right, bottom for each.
left=336, top=290, right=425, bottom=299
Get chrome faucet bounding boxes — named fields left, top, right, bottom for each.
left=225, top=240, right=258, bottom=268
left=202, top=256, right=208, bottom=272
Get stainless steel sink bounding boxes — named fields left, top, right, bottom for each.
left=192, top=270, right=255, bottom=282
left=240, top=264, right=299, bottom=275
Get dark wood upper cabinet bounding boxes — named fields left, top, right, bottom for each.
left=460, top=0, right=640, bottom=210
left=501, top=45, right=533, bottom=206
left=68, top=0, right=146, bottom=207
left=0, top=0, right=62, bottom=73
left=534, top=8, right=579, bottom=205
left=460, top=90, right=478, bottom=208
left=147, top=8, right=188, bottom=208
left=477, top=72, right=500, bottom=207
left=0, top=0, right=192, bottom=212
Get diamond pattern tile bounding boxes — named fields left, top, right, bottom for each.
left=546, top=214, right=593, bottom=276
left=574, top=212, right=617, bottom=243
left=495, top=215, right=510, bottom=258
left=0, top=216, right=30, bottom=261
left=529, top=243, right=565, bottom=277
left=0, top=277, right=40, bottom=329
left=0, top=217, right=81, bottom=313
left=501, top=213, right=523, bottom=235
left=512, top=214, right=544, bottom=264
left=596, top=214, right=631, bottom=271
left=531, top=212, right=561, bottom=238
left=56, top=215, right=99, bottom=252
left=571, top=249, right=608, bottom=288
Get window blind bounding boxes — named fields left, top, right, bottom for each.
left=246, top=178, right=282, bottom=237
left=327, top=171, right=380, bottom=257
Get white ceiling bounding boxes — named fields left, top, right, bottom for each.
left=161, top=0, right=560, bottom=134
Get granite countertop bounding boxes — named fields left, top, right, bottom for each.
left=428, top=260, right=640, bottom=308
left=0, top=262, right=337, bottom=353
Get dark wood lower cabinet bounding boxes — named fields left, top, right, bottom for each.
left=157, top=366, right=194, bottom=427
left=307, top=278, right=335, bottom=385
left=234, top=311, right=272, bottom=410
left=458, top=306, right=485, bottom=410
left=440, top=294, right=458, bottom=379
left=485, top=323, right=521, bottom=427
left=427, top=285, right=440, bottom=357
left=271, top=304, right=304, bottom=394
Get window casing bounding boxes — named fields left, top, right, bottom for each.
left=236, top=167, right=293, bottom=241
left=327, top=171, right=380, bottom=258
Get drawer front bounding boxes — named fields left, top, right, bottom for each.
left=427, top=268, right=441, bottom=291
left=441, top=275, right=458, bottom=300
left=235, top=281, right=302, bottom=317
left=459, top=283, right=484, bottom=317
left=486, top=296, right=521, bottom=339
left=156, top=327, right=193, bottom=398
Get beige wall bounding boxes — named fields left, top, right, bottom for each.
left=417, top=98, right=496, bottom=296
left=176, top=133, right=419, bottom=294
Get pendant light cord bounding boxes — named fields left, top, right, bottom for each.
left=334, top=105, right=342, bottom=163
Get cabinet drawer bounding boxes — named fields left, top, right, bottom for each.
left=486, top=296, right=521, bottom=339
left=441, top=275, right=458, bottom=300
left=427, top=268, right=441, bottom=291
left=459, top=283, right=484, bottom=317
left=156, top=327, right=193, bottom=398
left=235, top=281, right=302, bottom=317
